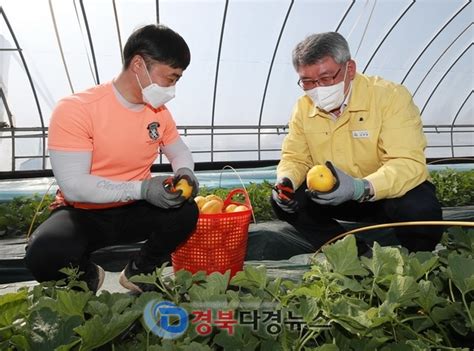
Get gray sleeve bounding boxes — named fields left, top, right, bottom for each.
left=49, top=150, right=143, bottom=203
left=161, top=137, right=194, bottom=172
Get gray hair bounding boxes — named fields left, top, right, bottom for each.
left=292, top=32, right=351, bottom=69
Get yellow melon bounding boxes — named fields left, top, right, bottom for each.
left=201, top=199, right=224, bottom=214
left=194, top=195, right=207, bottom=210
left=233, top=205, right=249, bottom=212
left=224, top=204, right=238, bottom=213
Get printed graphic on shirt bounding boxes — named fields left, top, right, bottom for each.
left=147, top=122, right=160, bottom=141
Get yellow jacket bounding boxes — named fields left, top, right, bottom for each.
left=277, top=73, right=429, bottom=200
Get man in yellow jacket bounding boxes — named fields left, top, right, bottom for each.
left=271, top=31, right=442, bottom=254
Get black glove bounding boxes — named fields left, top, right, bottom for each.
left=141, top=175, right=186, bottom=208
left=173, top=167, right=199, bottom=198
left=306, top=161, right=364, bottom=206
left=272, top=177, right=299, bottom=213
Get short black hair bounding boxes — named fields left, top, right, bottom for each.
left=123, top=24, right=190, bottom=70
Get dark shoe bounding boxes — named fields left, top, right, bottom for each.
left=119, top=261, right=158, bottom=293
left=87, top=264, right=105, bottom=293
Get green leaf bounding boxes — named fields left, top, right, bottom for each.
left=424, top=329, right=444, bottom=345
left=110, top=297, right=134, bottom=315
left=213, top=330, right=245, bottom=350
left=379, top=275, right=418, bottom=318
left=443, top=227, right=474, bottom=253
left=230, top=265, right=267, bottom=290
left=187, top=272, right=230, bottom=302
left=331, top=297, right=394, bottom=335
left=0, top=290, right=28, bottom=328
left=450, top=317, right=470, bottom=336
left=291, top=285, right=324, bottom=299
left=260, top=338, right=283, bottom=351
left=406, top=339, right=435, bottom=350
left=331, top=273, right=366, bottom=293
left=329, top=297, right=372, bottom=332
left=331, top=328, right=354, bottom=351
left=129, top=272, right=159, bottom=286
left=386, top=276, right=418, bottom=306
left=381, top=342, right=420, bottom=351
left=238, top=294, right=264, bottom=310
left=322, top=235, right=368, bottom=276
left=179, top=342, right=213, bottom=351
left=26, top=308, right=82, bottom=351
left=191, top=270, right=208, bottom=283
left=188, top=287, right=228, bottom=306
left=56, top=340, right=82, bottom=351
left=364, top=243, right=404, bottom=282
left=213, top=325, right=259, bottom=350
left=161, top=339, right=197, bottom=350
left=404, top=252, right=438, bottom=280
left=32, top=296, right=60, bottom=315
left=266, top=277, right=283, bottom=298
left=447, top=253, right=474, bottom=295
left=331, top=327, right=391, bottom=351
left=74, top=310, right=142, bottom=351
left=131, top=291, right=162, bottom=313
left=244, top=264, right=268, bottom=289
left=174, top=269, right=194, bottom=291
left=313, top=345, right=339, bottom=351
left=205, top=271, right=231, bottom=295
left=84, top=301, right=109, bottom=317
left=224, top=290, right=241, bottom=310
left=277, top=323, right=300, bottom=351
left=443, top=227, right=474, bottom=254
left=56, top=290, right=92, bottom=318
left=293, top=298, right=320, bottom=323
left=8, top=335, right=30, bottom=351
left=365, top=308, right=392, bottom=330
left=414, top=280, right=445, bottom=313
left=431, top=304, right=461, bottom=324
left=85, top=291, right=135, bottom=318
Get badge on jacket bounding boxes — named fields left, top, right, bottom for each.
left=352, top=130, right=369, bottom=138
left=147, top=122, right=160, bottom=140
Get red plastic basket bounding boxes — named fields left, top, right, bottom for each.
left=171, top=188, right=252, bottom=277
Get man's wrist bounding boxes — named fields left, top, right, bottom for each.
left=352, top=179, right=365, bottom=201
left=140, top=179, right=149, bottom=199
left=176, top=167, right=193, bottom=176
left=354, top=179, right=373, bottom=202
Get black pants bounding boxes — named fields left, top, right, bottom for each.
left=271, top=180, right=443, bottom=252
left=24, top=200, right=199, bottom=285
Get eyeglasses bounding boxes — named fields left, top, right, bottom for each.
left=297, top=67, right=343, bottom=90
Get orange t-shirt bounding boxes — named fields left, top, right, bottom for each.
left=48, top=82, right=179, bottom=208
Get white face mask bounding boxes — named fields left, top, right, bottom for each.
left=136, top=62, right=175, bottom=109
left=305, top=63, right=348, bottom=112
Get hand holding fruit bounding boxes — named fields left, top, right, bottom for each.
left=271, top=177, right=299, bottom=213
left=141, top=175, right=186, bottom=208
left=306, top=163, right=337, bottom=192
left=173, top=167, right=199, bottom=199
left=306, top=161, right=365, bottom=206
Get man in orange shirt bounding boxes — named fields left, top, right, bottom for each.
left=25, top=24, right=199, bottom=293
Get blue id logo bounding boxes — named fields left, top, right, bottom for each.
left=143, top=300, right=188, bottom=339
